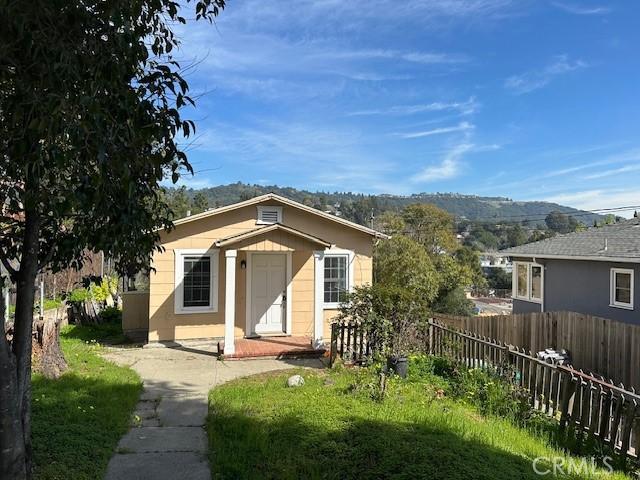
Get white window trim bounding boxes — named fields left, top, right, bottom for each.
left=174, top=248, right=219, bottom=314
left=256, top=205, right=283, bottom=225
left=512, top=261, right=544, bottom=305
left=610, top=268, right=634, bottom=310
left=320, top=249, right=355, bottom=310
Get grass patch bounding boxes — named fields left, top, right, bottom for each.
left=208, top=366, right=630, bottom=480
left=32, top=323, right=142, bottom=480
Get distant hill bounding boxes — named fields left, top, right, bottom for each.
left=177, top=182, right=602, bottom=226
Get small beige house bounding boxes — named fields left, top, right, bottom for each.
left=123, top=193, right=386, bottom=354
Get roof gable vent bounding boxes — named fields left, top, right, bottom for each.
left=257, top=205, right=282, bottom=224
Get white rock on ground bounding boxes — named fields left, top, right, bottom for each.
left=287, top=374, right=305, bottom=387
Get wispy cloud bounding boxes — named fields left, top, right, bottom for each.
left=582, top=164, right=640, bottom=180
left=545, top=189, right=640, bottom=218
left=348, top=97, right=478, bottom=116
left=398, top=121, right=475, bottom=139
left=505, top=55, right=588, bottom=94
left=551, top=2, right=611, bottom=15
left=411, top=143, right=499, bottom=182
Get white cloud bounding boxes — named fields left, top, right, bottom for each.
left=410, top=142, right=500, bottom=183
left=398, top=122, right=475, bottom=139
left=348, top=97, right=478, bottom=116
left=551, top=2, right=610, bottom=15
left=582, top=164, right=640, bottom=180
left=545, top=189, right=640, bottom=218
left=505, top=55, right=588, bottom=94
left=412, top=143, right=474, bottom=182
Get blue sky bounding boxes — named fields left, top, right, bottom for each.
left=172, top=0, right=640, bottom=214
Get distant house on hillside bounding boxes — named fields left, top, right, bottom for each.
left=501, top=218, right=640, bottom=324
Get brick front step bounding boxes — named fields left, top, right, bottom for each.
left=217, top=336, right=326, bottom=360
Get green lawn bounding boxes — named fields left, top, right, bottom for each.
left=32, top=323, right=142, bottom=480
left=208, top=366, right=630, bottom=480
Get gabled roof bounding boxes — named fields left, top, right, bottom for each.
left=214, top=223, right=332, bottom=248
left=501, top=218, right=640, bottom=263
left=171, top=193, right=388, bottom=238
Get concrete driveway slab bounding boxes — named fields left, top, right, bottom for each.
left=103, top=343, right=325, bottom=480
left=117, top=426, right=206, bottom=453
left=105, top=452, right=210, bottom=480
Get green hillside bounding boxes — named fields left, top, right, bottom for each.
left=174, top=182, right=601, bottom=226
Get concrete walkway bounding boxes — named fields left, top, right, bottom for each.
left=103, top=342, right=324, bottom=480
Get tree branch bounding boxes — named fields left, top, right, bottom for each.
left=0, top=251, right=17, bottom=281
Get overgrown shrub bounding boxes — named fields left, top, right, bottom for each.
left=66, top=287, right=89, bottom=305
left=99, top=306, right=122, bottom=324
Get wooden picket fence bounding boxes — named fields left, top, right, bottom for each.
left=329, top=320, right=640, bottom=459
left=329, top=322, right=373, bottom=366
left=434, top=311, right=640, bottom=392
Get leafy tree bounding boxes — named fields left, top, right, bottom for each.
left=0, top=1, right=225, bottom=477
left=374, top=236, right=440, bottom=304
left=376, top=211, right=405, bottom=236
left=545, top=211, right=579, bottom=234
left=402, top=204, right=458, bottom=254
left=505, top=224, right=528, bottom=247
left=161, top=186, right=192, bottom=218
left=485, top=268, right=512, bottom=290
left=191, top=191, right=210, bottom=215
left=432, top=287, right=475, bottom=316
left=454, top=246, right=486, bottom=289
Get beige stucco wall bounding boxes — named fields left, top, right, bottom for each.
left=147, top=199, right=374, bottom=342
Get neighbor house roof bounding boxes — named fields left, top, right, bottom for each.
left=501, top=218, right=640, bottom=263
left=170, top=193, right=388, bottom=238
left=214, top=223, right=332, bottom=248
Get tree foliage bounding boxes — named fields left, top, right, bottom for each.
left=0, top=1, right=226, bottom=478
left=545, top=211, right=580, bottom=234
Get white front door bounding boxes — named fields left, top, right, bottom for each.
left=251, top=254, right=286, bottom=335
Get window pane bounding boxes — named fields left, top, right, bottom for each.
left=615, top=272, right=632, bottom=304
left=324, top=255, right=347, bottom=304
left=517, top=264, right=528, bottom=297
left=531, top=266, right=542, bottom=300
left=183, top=256, right=211, bottom=307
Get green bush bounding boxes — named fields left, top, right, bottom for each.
left=67, top=287, right=89, bottom=305
left=99, top=306, right=122, bottom=324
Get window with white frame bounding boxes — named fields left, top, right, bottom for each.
left=513, top=262, right=543, bottom=303
left=324, top=255, right=348, bottom=304
left=174, top=249, right=219, bottom=313
left=610, top=268, right=634, bottom=309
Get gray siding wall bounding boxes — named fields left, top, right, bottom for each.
left=512, top=257, right=640, bottom=325
left=513, top=298, right=542, bottom=314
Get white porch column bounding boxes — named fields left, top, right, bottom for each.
left=224, top=249, right=237, bottom=355
left=313, top=251, right=325, bottom=348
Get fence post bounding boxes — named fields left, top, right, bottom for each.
left=428, top=320, right=434, bottom=355
left=329, top=323, right=338, bottom=367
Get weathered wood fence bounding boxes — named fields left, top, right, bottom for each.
left=434, top=311, right=640, bottom=392
left=329, top=320, right=640, bottom=459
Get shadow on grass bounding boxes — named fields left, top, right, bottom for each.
left=208, top=409, right=568, bottom=480
left=61, top=322, right=130, bottom=345
left=32, top=325, right=142, bottom=480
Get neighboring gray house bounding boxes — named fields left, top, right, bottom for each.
left=501, top=218, right=640, bottom=325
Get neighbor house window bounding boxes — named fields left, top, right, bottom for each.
left=174, top=249, right=219, bottom=314
left=324, top=255, right=348, bottom=304
left=513, top=262, right=543, bottom=303
left=610, top=268, right=634, bottom=310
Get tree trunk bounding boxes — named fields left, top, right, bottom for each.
left=0, top=211, right=40, bottom=480
left=32, top=317, right=67, bottom=379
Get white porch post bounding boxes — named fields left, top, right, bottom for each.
left=313, top=251, right=325, bottom=348
left=224, top=249, right=237, bottom=355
